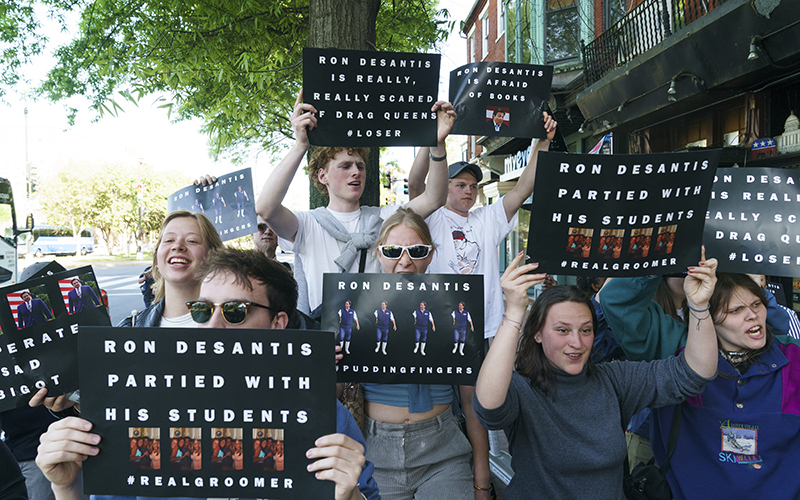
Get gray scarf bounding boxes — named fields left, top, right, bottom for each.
left=294, top=206, right=384, bottom=318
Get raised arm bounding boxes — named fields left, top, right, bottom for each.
left=475, top=252, right=546, bottom=409
left=404, top=101, right=456, bottom=218
left=255, top=91, right=317, bottom=243
left=682, top=249, right=719, bottom=378
left=500, top=112, right=557, bottom=222
left=407, top=147, right=430, bottom=201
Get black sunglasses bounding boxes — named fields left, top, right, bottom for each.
left=378, top=244, right=432, bottom=260
left=257, top=223, right=268, bottom=232
left=186, top=300, right=272, bottom=325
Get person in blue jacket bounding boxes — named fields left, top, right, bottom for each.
left=598, top=268, right=800, bottom=500
left=35, top=248, right=380, bottom=500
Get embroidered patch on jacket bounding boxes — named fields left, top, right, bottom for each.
left=720, top=424, right=761, bottom=463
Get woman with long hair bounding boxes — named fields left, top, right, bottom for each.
left=473, top=251, right=719, bottom=499
left=119, top=210, right=223, bottom=327
left=361, top=207, right=476, bottom=499
left=598, top=269, right=800, bottom=499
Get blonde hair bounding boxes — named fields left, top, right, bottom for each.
left=151, top=211, right=224, bottom=302
left=374, top=207, right=436, bottom=258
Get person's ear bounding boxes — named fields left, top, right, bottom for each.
left=271, top=311, right=289, bottom=330
left=317, top=166, right=329, bottom=186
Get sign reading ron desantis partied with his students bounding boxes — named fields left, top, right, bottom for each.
left=322, top=273, right=484, bottom=385
left=303, top=48, right=441, bottom=147
left=449, top=61, right=554, bottom=139
left=704, top=167, right=800, bottom=277
left=525, top=150, right=721, bottom=277
left=79, top=327, right=335, bottom=499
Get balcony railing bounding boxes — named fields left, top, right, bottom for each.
left=582, top=0, right=726, bottom=85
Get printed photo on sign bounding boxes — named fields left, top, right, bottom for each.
left=60, top=273, right=103, bottom=316
left=78, top=327, right=335, bottom=499
left=167, top=168, right=256, bottom=242
left=525, top=150, right=720, bottom=277
left=322, top=273, right=484, bottom=385
left=7, top=285, right=53, bottom=330
left=129, top=428, right=161, bottom=471
left=449, top=61, right=553, bottom=138
left=253, top=429, right=285, bottom=472
left=303, top=47, right=441, bottom=147
left=703, top=167, right=800, bottom=276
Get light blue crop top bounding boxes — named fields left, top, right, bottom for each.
left=362, top=383, right=454, bottom=413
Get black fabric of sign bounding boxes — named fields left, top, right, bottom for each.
left=79, top=327, right=335, bottom=499
left=303, top=48, right=440, bottom=147
left=0, top=266, right=110, bottom=411
left=703, top=167, right=800, bottom=277
left=525, top=150, right=720, bottom=277
left=167, top=168, right=256, bottom=243
left=449, top=62, right=553, bottom=138
left=322, top=273, right=484, bottom=384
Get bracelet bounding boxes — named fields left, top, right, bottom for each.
left=474, top=484, right=491, bottom=491
left=429, top=151, right=447, bottom=162
left=502, top=315, right=522, bottom=332
left=687, top=302, right=710, bottom=312
left=689, top=309, right=711, bottom=330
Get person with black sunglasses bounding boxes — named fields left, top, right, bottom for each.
left=252, top=215, right=279, bottom=260
left=36, top=247, right=380, bottom=500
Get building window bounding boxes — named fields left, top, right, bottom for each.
left=498, top=0, right=506, bottom=39
left=606, top=0, right=626, bottom=30
left=482, top=13, right=490, bottom=59
left=506, top=0, right=532, bottom=63
left=545, top=0, right=580, bottom=63
left=468, top=32, right=476, bottom=63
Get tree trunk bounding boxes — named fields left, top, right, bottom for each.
left=307, top=0, right=381, bottom=209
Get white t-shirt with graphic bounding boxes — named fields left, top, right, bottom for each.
left=426, top=201, right=517, bottom=338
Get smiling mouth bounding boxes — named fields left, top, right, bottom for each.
left=566, top=353, right=583, bottom=360
left=168, top=257, right=190, bottom=265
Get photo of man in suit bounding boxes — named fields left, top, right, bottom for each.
left=16, top=289, right=53, bottom=329
left=67, top=276, right=102, bottom=314
left=487, top=108, right=509, bottom=135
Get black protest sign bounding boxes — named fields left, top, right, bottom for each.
left=79, top=327, right=335, bottom=499
left=167, top=168, right=256, bottom=242
left=303, top=48, right=440, bottom=147
left=703, top=167, right=800, bottom=276
left=449, top=62, right=553, bottom=138
left=322, top=273, right=484, bottom=384
left=525, top=150, right=720, bottom=277
left=0, top=266, right=110, bottom=410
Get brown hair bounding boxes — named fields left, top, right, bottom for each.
left=374, top=206, right=436, bottom=257
left=710, top=272, right=773, bottom=357
left=308, top=147, right=370, bottom=197
left=516, top=285, right=597, bottom=396
left=196, top=247, right=297, bottom=320
left=151, top=211, right=223, bottom=302
left=653, top=278, right=688, bottom=323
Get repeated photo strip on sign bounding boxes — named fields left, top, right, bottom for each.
left=79, top=327, right=335, bottom=499
left=704, top=167, right=800, bottom=276
left=449, top=61, right=553, bottom=138
left=167, top=168, right=256, bottom=242
left=525, top=150, right=721, bottom=277
left=0, top=265, right=110, bottom=410
left=303, top=48, right=441, bottom=147
left=322, top=273, right=484, bottom=385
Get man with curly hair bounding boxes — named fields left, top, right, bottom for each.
left=256, top=91, right=456, bottom=317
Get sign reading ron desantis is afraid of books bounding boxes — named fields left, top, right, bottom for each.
left=303, top=48, right=441, bottom=147
left=79, top=327, right=335, bottom=499
left=449, top=62, right=553, bottom=138
left=704, top=167, right=800, bottom=277
left=525, top=150, right=720, bottom=277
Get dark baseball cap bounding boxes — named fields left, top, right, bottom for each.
left=448, top=161, right=483, bottom=182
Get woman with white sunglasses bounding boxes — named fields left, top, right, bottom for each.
left=361, top=207, right=475, bottom=500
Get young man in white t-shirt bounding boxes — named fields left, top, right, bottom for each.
left=256, top=92, right=456, bottom=317
left=407, top=111, right=557, bottom=498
